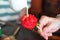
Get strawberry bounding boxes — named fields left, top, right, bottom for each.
left=21, top=14, right=38, bottom=30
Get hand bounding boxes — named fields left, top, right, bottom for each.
left=16, top=7, right=26, bottom=22
left=3, top=37, right=10, bottom=40
left=37, top=16, right=60, bottom=40
left=19, top=7, right=27, bottom=20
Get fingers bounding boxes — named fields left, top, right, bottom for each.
left=38, top=16, right=56, bottom=40
left=42, top=29, right=52, bottom=40
left=39, top=16, right=49, bottom=30
left=37, top=29, right=48, bottom=40
left=3, top=37, right=10, bottom=40
left=39, top=15, right=55, bottom=27
left=43, top=22, right=60, bottom=33
left=19, top=8, right=26, bottom=20
left=38, top=28, right=52, bottom=40
left=47, top=33, right=52, bottom=36
left=38, top=16, right=50, bottom=40
left=38, top=15, right=60, bottom=40
left=39, top=15, right=54, bottom=30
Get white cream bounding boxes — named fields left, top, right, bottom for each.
left=10, top=0, right=27, bottom=11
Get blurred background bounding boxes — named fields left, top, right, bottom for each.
left=29, top=0, right=60, bottom=18
left=0, top=0, right=60, bottom=40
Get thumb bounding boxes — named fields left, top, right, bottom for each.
left=39, top=16, right=49, bottom=30
left=37, top=27, right=48, bottom=40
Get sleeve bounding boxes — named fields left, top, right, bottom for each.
left=57, top=14, right=60, bottom=17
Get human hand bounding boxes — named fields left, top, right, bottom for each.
left=37, top=16, right=60, bottom=40
left=3, top=37, right=10, bottom=40
left=19, top=7, right=27, bottom=20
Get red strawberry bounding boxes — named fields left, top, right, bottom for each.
left=21, top=14, right=37, bottom=30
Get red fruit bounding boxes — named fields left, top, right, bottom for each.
left=21, top=14, right=37, bottom=30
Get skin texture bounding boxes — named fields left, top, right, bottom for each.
left=37, top=16, right=60, bottom=40
left=3, top=37, right=11, bottom=40
left=19, top=8, right=27, bottom=20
